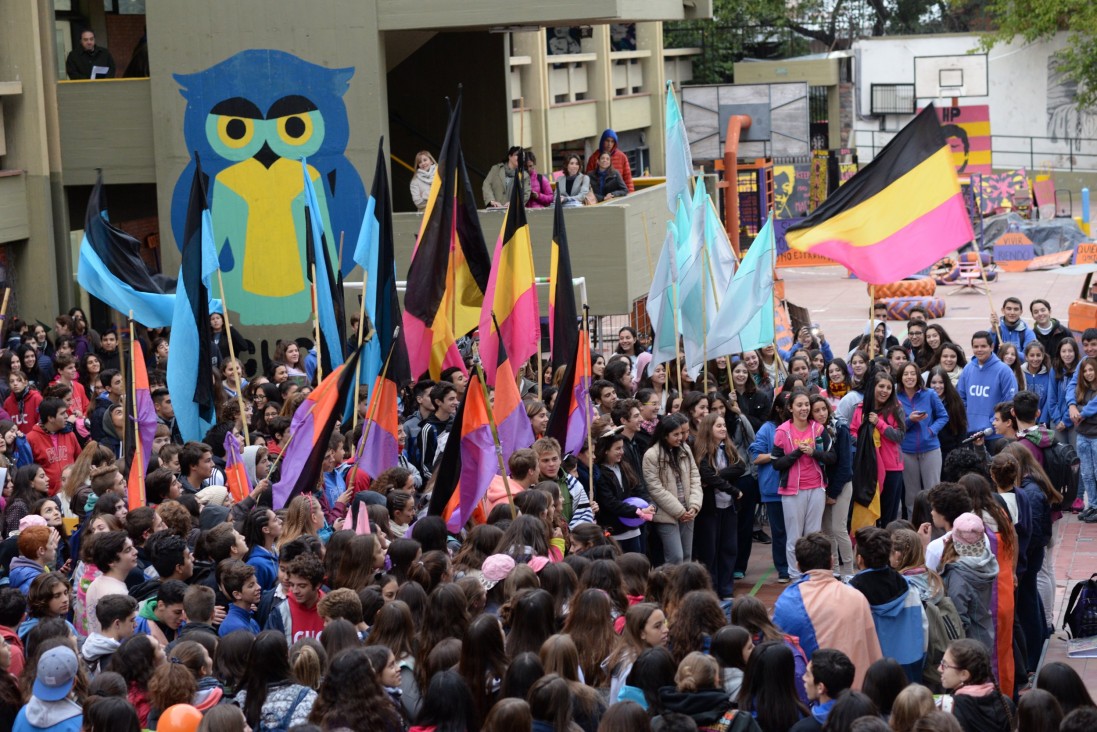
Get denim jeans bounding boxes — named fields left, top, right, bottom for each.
left=1076, top=433, right=1097, bottom=508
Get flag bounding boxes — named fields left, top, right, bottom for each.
left=707, top=215, right=777, bottom=356
left=403, top=95, right=492, bottom=380
left=646, top=223, right=679, bottom=374
left=488, top=324, right=535, bottom=458
left=665, top=82, right=693, bottom=216
left=272, top=347, right=363, bottom=509
left=78, top=174, right=176, bottom=328
left=351, top=139, right=411, bottom=402
left=354, top=372, right=400, bottom=480
left=679, top=184, right=737, bottom=374
left=427, top=369, right=497, bottom=533
left=546, top=321, right=595, bottom=456
left=224, top=432, right=250, bottom=503
left=167, top=153, right=218, bottom=443
left=479, top=153, right=539, bottom=387
left=124, top=339, right=157, bottom=510
left=785, top=104, right=975, bottom=284
left=302, top=158, right=346, bottom=374
left=851, top=361, right=883, bottom=532
left=549, top=188, right=578, bottom=372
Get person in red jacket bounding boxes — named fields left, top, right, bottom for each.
left=26, top=397, right=80, bottom=496
left=4, top=372, right=42, bottom=435
left=585, top=128, right=635, bottom=192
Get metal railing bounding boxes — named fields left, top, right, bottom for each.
left=852, top=129, right=1097, bottom=173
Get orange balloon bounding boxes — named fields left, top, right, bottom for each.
left=157, top=704, right=203, bottom=732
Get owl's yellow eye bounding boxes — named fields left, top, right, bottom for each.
left=216, top=116, right=255, bottom=149
left=276, top=114, right=314, bottom=146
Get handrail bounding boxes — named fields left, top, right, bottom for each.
left=545, top=53, right=597, bottom=64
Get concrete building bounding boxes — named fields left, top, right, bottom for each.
left=0, top=0, right=710, bottom=348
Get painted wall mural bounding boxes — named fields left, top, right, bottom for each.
left=170, top=50, right=366, bottom=326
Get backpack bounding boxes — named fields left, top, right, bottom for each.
left=1039, top=439, right=1079, bottom=509
left=921, top=595, right=965, bottom=689
left=1064, top=573, right=1097, bottom=639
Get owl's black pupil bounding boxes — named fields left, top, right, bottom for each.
left=285, top=117, right=306, bottom=138
left=226, top=119, right=247, bottom=140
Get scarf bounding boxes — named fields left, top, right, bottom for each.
left=954, top=682, right=996, bottom=697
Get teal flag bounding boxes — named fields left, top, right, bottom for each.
left=665, top=82, right=693, bottom=217
left=707, top=215, right=777, bottom=357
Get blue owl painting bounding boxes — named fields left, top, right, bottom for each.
left=170, top=50, right=366, bottom=326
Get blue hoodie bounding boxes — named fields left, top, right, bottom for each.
left=897, top=389, right=949, bottom=454
left=850, top=568, right=926, bottom=680
left=957, top=353, right=1018, bottom=436
left=9, top=557, right=44, bottom=595
left=991, top=317, right=1035, bottom=351
left=1022, top=364, right=1052, bottom=424
left=750, top=422, right=781, bottom=503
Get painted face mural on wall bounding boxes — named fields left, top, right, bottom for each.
left=170, top=50, right=366, bottom=326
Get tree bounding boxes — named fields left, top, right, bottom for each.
left=982, top=0, right=1097, bottom=108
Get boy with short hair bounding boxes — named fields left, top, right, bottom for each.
left=10, top=526, right=58, bottom=595
left=266, top=552, right=326, bottom=642
left=82, top=594, right=137, bottom=675
left=177, top=585, right=218, bottom=641
left=790, top=649, right=856, bottom=732
left=136, top=578, right=187, bottom=646
left=219, top=560, right=261, bottom=636
left=532, top=437, right=594, bottom=528
left=317, top=587, right=366, bottom=635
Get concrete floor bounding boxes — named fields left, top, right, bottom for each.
left=779, top=264, right=1087, bottom=350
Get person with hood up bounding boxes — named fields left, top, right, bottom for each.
left=585, top=128, right=635, bottom=192
left=654, top=652, right=762, bottom=731
left=941, top=513, right=999, bottom=653
left=483, top=146, right=531, bottom=208
left=1029, top=298, right=1072, bottom=355
left=989, top=296, right=1035, bottom=351
left=938, top=638, right=1016, bottom=732
left=13, top=646, right=83, bottom=732
left=846, top=315, right=899, bottom=356
left=957, top=331, right=1018, bottom=440
left=848, top=527, right=927, bottom=683
left=409, top=150, right=436, bottom=211
left=98, top=404, right=123, bottom=459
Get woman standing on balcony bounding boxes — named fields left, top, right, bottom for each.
left=592, top=151, right=628, bottom=202
left=558, top=154, right=591, bottom=207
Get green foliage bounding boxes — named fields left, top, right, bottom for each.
left=982, top=0, right=1097, bottom=109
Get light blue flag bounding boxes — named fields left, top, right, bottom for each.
left=352, top=189, right=383, bottom=396
left=677, top=182, right=712, bottom=376
left=77, top=237, right=176, bottom=327
left=301, top=158, right=345, bottom=371
left=707, top=215, right=777, bottom=357
left=665, top=82, right=693, bottom=216
left=646, top=223, right=679, bottom=374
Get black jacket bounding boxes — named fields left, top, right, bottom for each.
left=696, top=448, right=747, bottom=513
left=950, top=692, right=1015, bottom=732
left=735, top=389, right=773, bottom=433
left=594, top=463, right=648, bottom=536
left=66, top=46, right=116, bottom=79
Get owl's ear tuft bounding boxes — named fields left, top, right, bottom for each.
left=330, top=67, right=355, bottom=96
left=174, top=72, right=197, bottom=101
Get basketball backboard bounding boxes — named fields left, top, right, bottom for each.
left=914, top=54, right=988, bottom=99
left=681, top=82, right=810, bottom=159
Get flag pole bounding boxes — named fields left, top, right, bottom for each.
left=868, top=285, right=876, bottom=359
left=583, top=304, right=596, bottom=504
left=215, top=271, right=250, bottom=446
left=128, top=312, right=146, bottom=507
left=977, top=258, right=1003, bottom=343
left=473, top=348, right=517, bottom=520
left=349, top=326, right=399, bottom=490
left=352, top=270, right=370, bottom=430
left=311, top=263, right=323, bottom=383
left=701, top=246, right=709, bottom=390
left=671, top=284, right=684, bottom=392
left=0, top=288, right=10, bottom=335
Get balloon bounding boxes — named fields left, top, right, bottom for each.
left=619, top=496, right=650, bottom=527
left=157, top=704, right=203, bottom=732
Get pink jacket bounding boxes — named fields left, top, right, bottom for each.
left=771, top=420, right=828, bottom=496
left=527, top=172, right=554, bottom=208
left=850, top=407, right=904, bottom=471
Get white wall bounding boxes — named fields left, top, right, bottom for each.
left=851, top=33, right=1097, bottom=171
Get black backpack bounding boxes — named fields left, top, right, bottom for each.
left=1064, top=573, right=1097, bottom=639
left=1040, top=438, right=1079, bottom=509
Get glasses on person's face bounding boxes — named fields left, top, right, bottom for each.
left=938, top=661, right=961, bottom=671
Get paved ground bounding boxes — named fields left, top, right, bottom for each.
left=778, top=264, right=1084, bottom=353
left=735, top=263, right=1097, bottom=694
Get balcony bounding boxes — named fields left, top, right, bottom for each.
left=57, top=78, right=156, bottom=186
left=377, top=0, right=712, bottom=31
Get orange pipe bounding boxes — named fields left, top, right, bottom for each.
left=722, top=115, right=752, bottom=258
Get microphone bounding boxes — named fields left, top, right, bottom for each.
left=961, top=427, right=995, bottom=445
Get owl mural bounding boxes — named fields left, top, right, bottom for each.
left=170, top=50, right=366, bottom=326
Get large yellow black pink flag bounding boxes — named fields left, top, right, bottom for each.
left=403, top=95, right=492, bottom=380
left=785, top=104, right=974, bottom=285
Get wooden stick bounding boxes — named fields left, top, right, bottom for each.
left=128, top=313, right=145, bottom=508
left=311, top=263, right=323, bottom=383
left=702, top=247, right=709, bottom=391
left=216, top=270, right=250, bottom=446
left=353, top=270, right=370, bottom=430
left=671, top=284, right=684, bottom=394
left=0, top=289, right=10, bottom=333
left=868, top=285, right=877, bottom=359
left=979, top=258, right=1003, bottom=343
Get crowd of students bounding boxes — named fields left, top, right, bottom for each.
left=0, top=294, right=1092, bottom=732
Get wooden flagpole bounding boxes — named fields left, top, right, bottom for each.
left=868, top=286, right=877, bottom=359
left=977, top=258, right=1003, bottom=343
left=216, top=270, right=250, bottom=445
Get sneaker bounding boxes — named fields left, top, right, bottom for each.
left=1084, top=511, right=1097, bottom=523
left=1081, top=506, right=1097, bottom=521
left=1073, top=498, right=1085, bottom=513
left=753, top=530, right=772, bottom=544
left=778, top=575, right=791, bottom=584
left=733, top=571, right=745, bottom=581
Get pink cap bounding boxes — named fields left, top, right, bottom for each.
left=19, top=515, right=47, bottom=532
left=527, top=556, right=550, bottom=574
left=479, top=554, right=516, bottom=590
left=951, top=512, right=986, bottom=545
